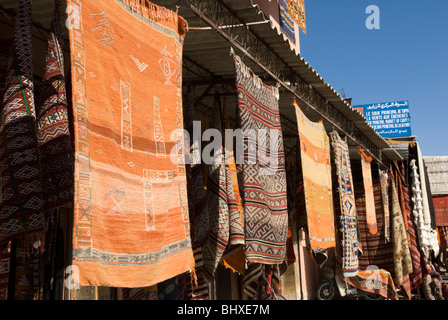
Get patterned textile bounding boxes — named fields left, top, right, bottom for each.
left=233, top=51, right=288, bottom=264
left=433, top=196, right=448, bottom=227
left=0, top=40, right=12, bottom=99
left=242, top=262, right=263, bottom=298
left=359, top=148, right=377, bottom=235
left=14, top=237, right=35, bottom=300
left=394, top=167, right=409, bottom=244
left=329, top=131, right=358, bottom=277
left=286, top=0, right=306, bottom=34
left=344, top=269, right=398, bottom=300
left=201, top=95, right=229, bottom=281
left=390, top=176, right=412, bottom=299
left=221, top=101, right=245, bottom=275
left=183, top=91, right=209, bottom=300
left=0, top=0, right=45, bottom=244
left=410, top=155, right=439, bottom=258
left=399, top=163, right=423, bottom=290
left=294, top=101, right=335, bottom=253
left=439, top=226, right=448, bottom=251
left=356, top=179, right=394, bottom=274
left=122, top=285, right=158, bottom=300
left=379, top=170, right=390, bottom=242
left=73, top=286, right=113, bottom=300
left=278, top=0, right=296, bottom=42
left=36, top=0, right=74, bottom=212
left=423, top=156, right=448, bottom=195
left=67, top=0, right=194, bottom=287
left=410, top=143, right=439, bottom=233
left=157, top=276, right=179, bottom=300
left=0, top=242, right=10, bottom=300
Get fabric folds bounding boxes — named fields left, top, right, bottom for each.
left=390, top=175, right=412, bottom=299
left=37, top=0, right=74, bottom=212
left=232, top=50, right=288, bottom=265
left=295, top=101, right=335, bottom=259
left=278, top=0, right=296, bottom=42
left=409, top=143, right=439, bottom=259
left=359, top=147, right=377, bottom=235
left=379, top=170, right=390, bottom=242
left=67, top=0, right=194, bottom=287
left=329, top=131, right=358, bottom=277
left=356, top=179, right=394, bottom=273
left=0, top=0, right=45, bottom=244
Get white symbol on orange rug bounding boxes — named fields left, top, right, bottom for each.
left=130, top=55, right=148, bottom=72
left=158, top=45, right=176, bottom=85
left=106, top=188, right=127, bottom=215
left=90, top=10, right=115, bottom=47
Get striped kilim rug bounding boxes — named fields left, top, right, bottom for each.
left=356, top=179, right=394, bottom=275
left=278, top=0, right=296, bottom=42
left=201, top=95, right=229, bottom=282
left=329, top=131, right=358, bottom=277
left=67, top=0, right=194, bottom=287
left=233, top=50, right=288, bottom=264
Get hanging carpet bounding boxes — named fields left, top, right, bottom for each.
left=398, top=162, right=423, bottom=290
left=220, top=98, right=245, bottom=275
left=37, top=0, right=74, bottom=212
left=278, top=0, right=296, bottom=42
left=356, top=179, right=394, bottom=274
left=232, top=50, right=288, bottom=265
left=201, top=95, right=229, bottom=282
left=0, top=242, right=10, bottom=300
left=359, top=147, right=377, bottom=235
left=329, top=131, right=358, bottom=277
left=0, top=0, right=45, bottom=244
left=286, top=0, right=306, bottom=34
left=409, top=142, right=439, bottom=259
left=379, top=170, right=390, bottom=242
left=294, top=100, right=335, bottom=259
left=344, top=269, right=398, bottom=300
left=390, top=173, right=412, bottom=299
left=433, top=196, right=448, bottom=227
left=67, top=0, right=194, bottom=287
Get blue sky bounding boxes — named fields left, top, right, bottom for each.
left=299, top=0, right=448, bottom=156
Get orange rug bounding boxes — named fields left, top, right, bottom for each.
left=294, top=101, right=335, bottom=252
left=67, top=0, right=194, bottom=287
left=359, top=147, right=378, bottom=234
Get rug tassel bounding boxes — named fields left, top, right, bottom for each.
left=190, top=268, right=198, bottom=288
left=221, top=259, right=243, bottom=275
left=123, top=0, right=177, bottom=24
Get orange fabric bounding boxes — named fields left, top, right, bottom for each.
left=67, top=0, right=194, bottom=287
left=294, top=101, right=335, bottom=250
left=359, top=148, right=377, bottom=234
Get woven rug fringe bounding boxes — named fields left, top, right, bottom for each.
left=122, top=0, right=178, bottom=24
